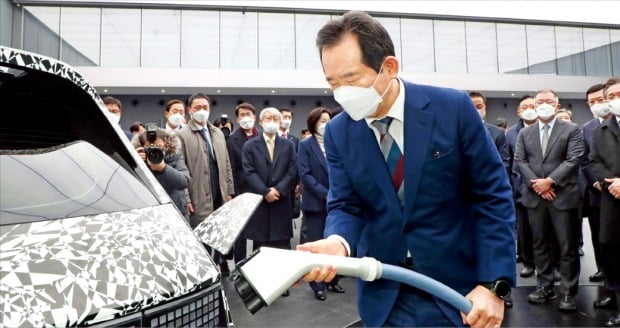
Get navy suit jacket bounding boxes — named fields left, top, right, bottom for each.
left=297, top=135, right=329, bottom=212
left=506, top=120, right=526, bottom=203
left=323, top=80, right=516, bottom=326
left=485, top=122, right=510, bottom=174
left=580, top=118, right=602, bottom=206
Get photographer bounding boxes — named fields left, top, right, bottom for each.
left=136, top=125, right=190, bottom=221
left=213, top=114, right=234, bottom=140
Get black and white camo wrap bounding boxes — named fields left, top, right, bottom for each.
left=0, top=204, right=218, bottom=327
left=193, top=193, right=263, bottom=255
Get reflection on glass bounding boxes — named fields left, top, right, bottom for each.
left=526, top=25, right=556, bottom=74
left=497, top=23, right=527, bottom=74
left=434, top=20, right=466, bottom=73
left=401, top=18, right=434, bottom=72
left=555, top=26, right=585, bottom=76
left=181, top=10, right=219, bottom=68
left=611, top=30, right=620, bottom=76
left=142, top=9, right=181, bottom=68
left=220, top=11, right=257, bottom=69
left=259, top=13, right=294, bottom=69
left=465, top=21, right=498, bottom=74
left=296, top=14, right=330, bottom=70
left=23, top=6, right=60, bottom=59
left=61, top=7, right=101, bottom=66
left=584, top=28, right=611, bottom=76
left=376, top=17, right=402, bottom=61
left=101, top=8, right=141, bottom=67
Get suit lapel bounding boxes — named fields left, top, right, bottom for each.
left=402, top=83, right=434, bottom=218
left=605, top=116, right=620, bottom=139
left=310, top=136, right=328, bottom=174
left=543, top=120, right=566, bottom=161
left=273, top=136, right=284, bottom=165
left=531, top=122, right=543, bottom=159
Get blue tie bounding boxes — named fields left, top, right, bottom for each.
left=201, top=128, right=214, bottom=158
left=372, top=117, right=404, bottom=203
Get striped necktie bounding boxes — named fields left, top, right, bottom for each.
left=372, top=117, right=404, bottom=203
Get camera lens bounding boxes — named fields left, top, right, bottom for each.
left=145, top=147, right=164, bottom=164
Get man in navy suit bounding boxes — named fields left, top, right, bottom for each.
left=298, top=11, right=515, bottom=327
left=469, top=91, right=510, bottom=176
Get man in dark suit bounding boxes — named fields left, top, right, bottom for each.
left=469, top=91, right=510, bottom=175
left=514, top=89, right=585, bottom=312
left=580, top=84, right=611, bottom=287
left=227, top=102, right=259, bottom=264
left=299, top=11, right=515, bottom=327
left=279, top=108, right=301, bottom=219
left=590, top=77, right=620, bottom=327
left=242, top=107, right=299, bottom=251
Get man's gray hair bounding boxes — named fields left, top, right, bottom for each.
left=259, top=107, right=282, bottom=120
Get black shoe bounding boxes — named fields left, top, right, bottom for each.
left=604, top=313, right=620, bottom=327
left=314, top=290, right=326, bottom=301
left=520, top=266, right=535, bottom=278
left=554, top=269, right=561, bottom=282
left=595, top=296, right=618, bottom=309
left=558, top=294, right=577, bottom=312
left=281, top=289, right=290, bottom=297
left=504, top=295, right=513, bottom=308
left=589, top=271, right=605, bottom=282
left=327, top=284, right=345, bottom=293
left=528, top=286, right=557, bottom=304
left=579, top=247, right=584, bottom=256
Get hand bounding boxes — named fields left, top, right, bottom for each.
left=294, top=184, right=301, bottom=197
left=605, top=178, right=620, bottom=199
left=593, top=181, right=602, bottom=191
left=540, top=188, right=556, bottom=201
left=530, top=178, right=553, bottom=195
left=461, top=285, right=504, bottom=328
left=296, top=236, right=348, bottom=284
left=264, top=188, right=280, bottom=203
left=136, top=147, right=146, bottom=162
left=188, top=202, right=194, bottom=214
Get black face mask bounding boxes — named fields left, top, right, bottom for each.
left=221, top=126, right=231, bottom=138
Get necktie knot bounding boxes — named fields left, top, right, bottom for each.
left=372, top=117, right=393, bottom=135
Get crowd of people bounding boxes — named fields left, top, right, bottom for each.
left=98, top=10, right=619, bottom=327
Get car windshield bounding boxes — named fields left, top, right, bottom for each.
left=0, top=141, right=159, bottom=225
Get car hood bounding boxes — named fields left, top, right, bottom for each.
left=0, top=204, right=218, bottom=327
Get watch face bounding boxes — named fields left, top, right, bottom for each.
left=496, top=280, right=511, bottom=298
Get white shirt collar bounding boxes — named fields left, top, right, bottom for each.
left=539, top=117, right=557, bottom=131
left=365, top=78, right=405, bottom=125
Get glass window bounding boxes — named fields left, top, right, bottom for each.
left=497, top=23, right=527, bottom=74
left=584, top=27, right=611, bottom=76
left=101, top=8, right=141, bottom=67
left=258, top=13, right=294, bottom=69
left=611, top=29, right=620, bottom=76
left=60, top=7, right=101, bottom=66
left=376, top=17, right=402, bottom=61
left=465, top=21, right=498, bottom=74
left=142, top=9, right=181, bottom=67
left=401, top=18, right=434, bottom=72
left=220, top=11, right=258, bottom=69
left=295, top=14, right=330, bottom=70
left=1, top=0, right=12, bottom=46
left=181, top=10, right=219, bottom=68
left=555, top=26, right=585, bottom=76
left=526, top=25, right=557, bottom=74
left=23, top=6, right=60, bottom=59
left=434, top=20, right=466, bottom=73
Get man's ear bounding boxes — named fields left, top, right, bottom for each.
left=384, top=56, right=400, bottom=79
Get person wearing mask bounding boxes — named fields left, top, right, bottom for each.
left=297, top=107, right=345, bottom=301
left=590, top=77, right=620, bottom=327
left=227, top=102, right=260, bottom=264
left=556, top=109, right=573, bottom=123
left=242, top=107, right=299, bottom=296
left=136, top=127, right=190, bottom=221
left=514, top=89, right=584, bottom=312
left=298, top=11, right=515, bottom=327
left=279, top=107, right=301, bottom=219
left=103, top=96, right=132, bottom=139
left=177, top=93, right=235, bottom=275
left=164, top=99, right=187, bottom=131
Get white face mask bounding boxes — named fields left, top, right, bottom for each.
left=280, top=119, right=292, bottom=129
left=590, top=103, right=610, bottom=118
left=520, top=108, right=538, bottom=121
left=262, top=121, right=279, bottom=135
left=536, top=104, right=556, bottom=120
left=168, top=113, right=185, bottom=128
left=239, top=117, right=255, bottom=130
left=609, top=99, right=620, bottom=116
left=317, top=123, right=326, bottom=136
left=333, top=64, right=393, bottom=121
left=192, top=109, right=210, bottom=124
left=107, top=112, right=121, bottom=124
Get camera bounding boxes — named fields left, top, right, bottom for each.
left=144, top=123, right=164, bottom=165
left=218, top=114, right=231, bottom=137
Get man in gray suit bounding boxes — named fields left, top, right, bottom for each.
left=514, top=89, right=585, bottom=312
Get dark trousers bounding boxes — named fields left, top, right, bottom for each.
left=583, top=196, right=603, bottom=270
left=516, top=202, right=535, bottom=268
left=233, top=237, right=247, bottom=264
left=528, top=203, right=581, bottom=295
left=601, top=243, right=620, bottom=292
left=301, top=210, right=340, bottom=291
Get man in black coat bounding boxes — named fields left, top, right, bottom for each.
left=590, top=77, right=620, bottom=327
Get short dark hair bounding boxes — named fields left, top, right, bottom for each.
left=235, top=102, right=256, bottom=117
left=518, top=95, right=533, bottom=103
left=468, top=91, right=487, bottom=105
left=103, top=96, right=122, bottom=110
left=187, top=93, right=211, bottom=108
left=603, top=77, right=620, bottom=97
left=301, top=128, right=309, bottom=135
left=165, top=99, right=184, bottom=112
left=316, top=11, right=395, bottom=73
left=307, top=107, right=333, bottom=135
left=129, top=121, right=145, bottom=133
left=279, top=108, right=294, bottom=117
